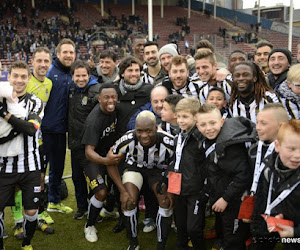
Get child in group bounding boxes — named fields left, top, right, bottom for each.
left=205, top=86, right=230, bottom=119
left=196, top=104, right=256, bottom=250
left=167, top=97, right=207, bottom=249
left=250, top=119, right=300, bottom=250
left=277, top=64, right=300, bottom=119
left=245, top=104, right=289, bottom=247
left=159, top=94, right=183, bottom=136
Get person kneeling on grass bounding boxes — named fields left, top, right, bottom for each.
left=107, top=111, right=174, bottom=250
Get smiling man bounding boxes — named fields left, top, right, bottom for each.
left=0, top=61, right=44, bottom=250
left=42, top=38, right=76, bottom=215
left=267, top=48, right=292, bottom=90
left=132, top=34, right=147, bottom=64
left=254, top=41, right=273, bottom=74
left=107, top=111, right=174, bottom=250
left=194, top=50, right=232, bottom=104
left=93, top=50, right=119, bottom=84
left=81, top=83, right=121, bottom=243
left=142, top=41, right=166, bottom=86
left=230, top=61, right=279, bottom=123
left=68, top=60, right=100, bottom=221
left=25, top=47, right=54, bottom=232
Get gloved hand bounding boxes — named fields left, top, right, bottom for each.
left=0, top=101, right=8, bottom=118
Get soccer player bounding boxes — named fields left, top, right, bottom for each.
left=0, top=61, right=44, bottom=250
left=81, top=83, right=122, bottom=242
left=230, top=61, right=279, bottom=123
left=107, top=111, right=174, bottom=250
left=26, top=47, right=54, bottom=232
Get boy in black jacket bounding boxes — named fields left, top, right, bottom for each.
left=251, top=119, right=300, bottom=250
left=196, top=104, right=256, bottom=250
left=168, top=97, right=207, bottom=249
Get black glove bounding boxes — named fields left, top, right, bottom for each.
left=0, top=101, right=8, bottom=118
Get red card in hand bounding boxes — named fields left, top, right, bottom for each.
left=261, top=214, right=294, bottom=232
left=168, top=171, right=182, bottom=195
left=238, top=195, right=256, bottom=220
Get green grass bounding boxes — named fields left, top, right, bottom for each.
left=3, top=150, right=283, bottom=249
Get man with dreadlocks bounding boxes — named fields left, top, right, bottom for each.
left=230, top=62, right=280, bottom=123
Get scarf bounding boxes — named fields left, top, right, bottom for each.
left=96, top=65, right=119, bottom=84
left=119, top=78, right=143, bottom=96
left=267, top=69, right=288, bottom=90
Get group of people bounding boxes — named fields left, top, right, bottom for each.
left=0, top=31, right=299, bottom=250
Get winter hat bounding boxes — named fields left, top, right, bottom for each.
left=268, top=48, right=292, bottom=65
left=158, top=43, right=179, bottom=58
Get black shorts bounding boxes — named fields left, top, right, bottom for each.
left=83, top=162, right=107, bottom=194
left=0, top=170, right=41, bottom=211
left=39, top=145, right=47, bottom=173
left=125, top=165, right=163, bottom=188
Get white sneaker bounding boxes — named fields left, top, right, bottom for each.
left=100, top=207, right=119, bottom=219
left=84, top=225, right=98, bottom=242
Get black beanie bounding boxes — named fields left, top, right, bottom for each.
left=268, top=48, right=292, bottom=65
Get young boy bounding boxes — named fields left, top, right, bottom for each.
left=277, top=64, right=300, bottom=120
left=251, top=119, right=300, bottom=250
left=196, top=104, right=256, bottom=250
left=168, top=97, right=207, bottom=249
left=205, top=86, right=230, bottom=119
left=247, top=104, right=289, bottom=247
left=160, top=94, right=183, bottom=136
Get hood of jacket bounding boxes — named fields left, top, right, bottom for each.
left=216, top=116, right=257, bottom=157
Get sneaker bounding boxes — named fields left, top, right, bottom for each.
left=143, top=218, right=156, bottom=233
left=3, top=232, right=8, bottom=239
left=113, top=217, right=125, bottom=233
left=37, top=220, right=54, bottom=234
left=39, top=211, right=54, bottom=224
left=47, top=203, right=73, bottom=214
left=127, top=238, right=139, bottom=250
left=188, top=240, right=193, bottom=248
left=14, top=223, right=24, bottom=240
left=84, top=224, right=98, bottom=242
left=73, top=210, right=88, bottom=220
left=21, top=245, right=33, bottom=250
left=100, top=207, right=119, bottom=219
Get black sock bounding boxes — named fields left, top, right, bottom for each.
left=22, top=217, right=37, bottom=246
left=86, top=196, right=103, bottom=227
left=38, top=189, right=46, bottom=215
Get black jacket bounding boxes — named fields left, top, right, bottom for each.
left=68, top=78, right=100, bottom=150
left=251, top=153, right=300, bottom=238
left=115, top=81, right=153, bottom=136
left=170, top=126, right=206, bottom=196
left=205, top=117, right=256, bottom=204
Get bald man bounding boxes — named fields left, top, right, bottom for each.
left=107, top=111, right=174, bottom=250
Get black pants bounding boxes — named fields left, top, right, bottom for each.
left=219, top=200, right=250, bottom=250
left=71, top=149, right=88, bottom=211
left=174, top=194, right=206, bottom=250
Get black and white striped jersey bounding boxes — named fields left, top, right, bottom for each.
left=161, top=76, right=202, bottom=99
left=230, top=91, right=279, bottom=123
left=198, top=75, right=233, bottom=104
left=0, top=93, right=44, bottom=173
left=113, top=130, right=174, bottom=169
